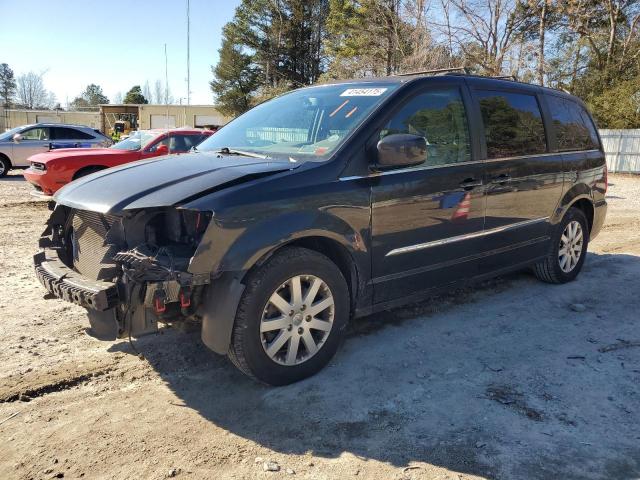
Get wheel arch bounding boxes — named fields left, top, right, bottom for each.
left=569, top=198, right=594, bottom=234
left=554, top=183, right=595, bottom=234
left=72, top=165, right=108, bottom=180
left=247, top=235, right=360, bottom=312
left=0, top=152, right=12, bottom=168
left=196, top=212, right=370, bottom=356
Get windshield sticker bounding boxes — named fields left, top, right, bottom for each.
left=340, top=88, right=387, bottom=97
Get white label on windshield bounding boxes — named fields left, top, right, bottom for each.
left=340, top=88, right=387, bottom=97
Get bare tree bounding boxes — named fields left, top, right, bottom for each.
left=142, top=81, right=153, bottom=104
left=16, top=71, right=55, bottom=109
left=154, top=80, right=164, bottom=104
left=400, top=0, right=455, bottom=71
left=430, top=0, right=528, bottom=75
left=560, top=0, right=640, bottom=74
left=113, top=91, right=123, bottom=104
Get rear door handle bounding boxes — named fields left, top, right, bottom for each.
left=491, top=174, right=512, bottom=184
left=459, top=178, right=483, bottom=190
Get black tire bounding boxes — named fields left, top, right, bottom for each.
left=533, top=207, right=589, bottom=284
left=73, top=166, right=104, bottom=180
left=0, top=155, right=10, bottom=178
left=228, top=247, right=350, bottom=385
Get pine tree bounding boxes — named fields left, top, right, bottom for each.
left=0, top=63, right=16, bottom=107
left=210, top=26, right=261, bottom=116
left=123, top=85, right=148, bottom=104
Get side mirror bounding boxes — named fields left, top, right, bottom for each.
left=13, top=133, right=22, bottom=143
left=155, top=144, right=169, bottom=155
left=375, top=134, right=427, bottom=170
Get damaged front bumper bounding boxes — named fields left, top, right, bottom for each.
left=34, top=250, right=119, bottom=311
left=35, top=204, right=244, bottom=354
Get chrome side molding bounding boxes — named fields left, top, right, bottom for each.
left=386, top=217, right=550, bottom=256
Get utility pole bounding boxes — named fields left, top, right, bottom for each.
left=186, top=0, right=191, bottom=105
left=165, top=43, right=169, bottom=129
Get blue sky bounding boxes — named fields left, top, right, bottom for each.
left=0, top=0, right=241, bottom=105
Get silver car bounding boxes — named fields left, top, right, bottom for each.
left=0, top=123, right=112, bottom=177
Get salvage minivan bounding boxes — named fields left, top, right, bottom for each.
left=35, top=72, right=607, bottom=385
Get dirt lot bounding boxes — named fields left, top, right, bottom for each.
left=0, top=172, right=639, bottom=480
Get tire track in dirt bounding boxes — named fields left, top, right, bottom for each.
left=0, top=361, right=118, bottom=403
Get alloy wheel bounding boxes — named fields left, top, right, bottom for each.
left=260, top=275, right=335, bottom=366
left=558, top=220, right=584, bottom=273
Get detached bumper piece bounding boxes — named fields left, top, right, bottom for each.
left=34, top=251, right=119, bottom=311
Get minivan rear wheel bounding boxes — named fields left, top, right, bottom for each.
left=533, top=207, right=589, bottom=284
left=228, top=247, right=349, bottom=385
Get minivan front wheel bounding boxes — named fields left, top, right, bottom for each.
left=533, top=207, right=589, bottom=284
left=0, top=155, right=10, bottom=178
left=228, top=247, right=349, bottom=385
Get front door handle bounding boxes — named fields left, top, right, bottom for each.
left=459, top=178, right=483, bottom=190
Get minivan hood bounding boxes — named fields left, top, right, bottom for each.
left=54, top=152, right=296, bottom=214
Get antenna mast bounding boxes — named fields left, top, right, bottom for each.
left=186, top=0, right=191, bottom=105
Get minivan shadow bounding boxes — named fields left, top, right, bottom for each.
left=110, top=252, right=640, bottom=479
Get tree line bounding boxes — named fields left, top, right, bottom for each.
left=211, top=0, right=640, bottom=128
left=0, top=64, right=177, bottom=110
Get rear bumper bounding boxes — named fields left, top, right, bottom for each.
left=34, top=251, right=119, bottom=311
left=590, top=199, right=607, bottom=241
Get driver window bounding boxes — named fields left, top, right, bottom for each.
left=380, top=88, right=471, bottom=166
left=21, top=128, right=50, bottom=141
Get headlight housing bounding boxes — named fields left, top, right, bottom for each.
left=31, top=161, right=46, bottom=171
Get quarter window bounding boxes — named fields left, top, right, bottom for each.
left=546, top=96, right=599, bottom=151
left=477, top=91, right=546, bottom=158
left=380, top=88, right=471, bottom=166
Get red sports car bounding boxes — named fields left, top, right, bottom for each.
left=23, top=128, right=213, bottom=196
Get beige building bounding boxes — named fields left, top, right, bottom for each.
left=101, top=104, right=230, bottom=133
left=1, top=107, right=101, bottom=131
left=2, top=104, right=230, bottom=134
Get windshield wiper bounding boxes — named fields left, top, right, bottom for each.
left=216, top=147, right=269, bottom=159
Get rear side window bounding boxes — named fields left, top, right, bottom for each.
left=380, top=87, right=471, bottom=166
left=52, top=127, right=95, bottom=140
left=477, top=91, right=546, bottom=159
left=546, top=96, right=599, bottom=151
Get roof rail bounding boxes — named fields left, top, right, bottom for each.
left=492, top=75, right=518, bottom=81
left=396, top=67, right=469, bottom=77
left=395, top=68, right=521, bottom=83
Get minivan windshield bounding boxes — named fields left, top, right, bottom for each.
left=197, top=83, right=399, bottom=160
left=110, top=130, right=158, bottom=151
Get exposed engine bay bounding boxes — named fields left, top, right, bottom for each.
left=36, top=202, right=213, bottom=340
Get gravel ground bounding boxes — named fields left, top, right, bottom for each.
left=0, top=171, right=639, bottom=480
